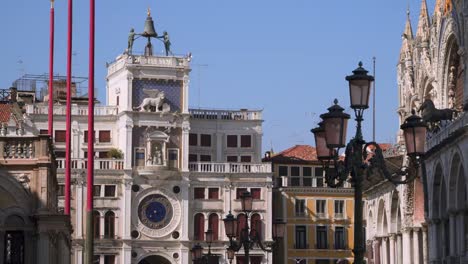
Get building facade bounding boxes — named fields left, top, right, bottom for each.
left=0, top=103, right=71, bottom=264
left=395, top=0, right=468, bottom=263
left=17, top=12, right=274, bottom=264
left=264, top=145, right=354, bottom=264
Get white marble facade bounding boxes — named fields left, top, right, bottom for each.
left=23, top=50, right=273, bottom=264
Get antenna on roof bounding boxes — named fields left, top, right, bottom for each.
left=372, top=56, right=376, bottom=142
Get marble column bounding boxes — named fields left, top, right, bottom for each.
left=413, top=227, right=420, bottom=264
left=402, top=228, right=412, bottom=264
left=389, top=234, right=396, bottom=264
left=456, top=211, right=465, bottom=257
left=0, top=231, right=4, bottom=263
left=373, top=238, right=381, bottom=264
left=422, top=225, right=428, bottom=264
left=450, top=212, right=458, bottom=257
left=397, top=234, right=403, bottom=264
left=382, top=237, right=388, bottom=264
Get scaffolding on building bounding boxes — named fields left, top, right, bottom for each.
left=10, top=73, right=88, bottom=102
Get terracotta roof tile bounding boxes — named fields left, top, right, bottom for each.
left=0, top=104, right=11, bottom=123
left=265, top=145, right=320, bottom=164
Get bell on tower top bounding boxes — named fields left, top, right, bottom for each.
left=126, top=8, right=173, bottom=57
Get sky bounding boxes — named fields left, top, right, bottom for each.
left=0, top=0, right=436, bottom=153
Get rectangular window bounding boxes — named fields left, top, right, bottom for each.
left=295, top=225, right=307, bottom=249
left=291, top=166, right=300, bottom=186
left=236, top=188, right=248, bottom=199
left=55, top=151, right=66, bottom=158
left=208, top=188, right=219, bottom=199
left=334, top=200, right=344, bottom=218
left=240, top=135, right=251, bottom=148
left=278, top=166, right=288, bottom=176
left=84, top=130, right=96, bottom=143
left=194, top=188, right=205, bottom=199
left=58, top=184, right=65, bottom=196
left=98, top=152, right=108, bottom=159
left=104, top=255, right=115, bottom=264
left=168, top=149, right=178, bottom=161
left=316, top=260, right=329, bottom=264
left=334, top=227, right=346, bottom=249
left=303, top=167, right=313, bottom=186
left=295, top=199, right=306, bottom=216
left=316, top=200, right=326, bottom=215
left=39, top=129, right=48, bottom=135
left=104, top=185, right=116, bottom=197
left=316, top=226, right=328, bottom=249
left=240, top=156, right=251, bottom=163
left=93, top=185, right=101, bottom=197
left=55, top=130, right=66, bottom=142
left=227, top=156, right=238, bottom=162
left=315, top=167, right=324, bottom=187
left=99, top=131, right=111, bottom=143
left=251, top=188, right=261, bottom=199
left=189, top=133, right=197, bottom=146
left=189, top=154, right=198, bottom=162
left=135, top=149, right=145, bottom=167
left=200, top=134, right=211, bottom=147
left=200, top=155, right=211, bottom=162
left=227, top=135, right=237, bottom=148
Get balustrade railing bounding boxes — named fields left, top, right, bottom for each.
left=426, top=112, right=468, bottom=151
left=2, top=139, right=35, bottom=159
left=189, top=109, right=262, bottom=121
left=56, top=158, right=124, bottom=170
left=188, top=162, right=271, bottom=173
left=26, top=105, right=118, bottom=116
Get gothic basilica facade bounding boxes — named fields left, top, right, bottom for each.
left=365, top=1, right=468, bottom=264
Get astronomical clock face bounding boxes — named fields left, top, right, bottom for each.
left=138, top=194, right=173, bottom=230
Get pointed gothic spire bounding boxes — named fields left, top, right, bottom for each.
left=434, top=0, right=443, bottom=17
left=403, top=8, right=414, bottom=40
left=416, top=0, right=430, bottom=41
left=400, top=9, right=413, bottom=62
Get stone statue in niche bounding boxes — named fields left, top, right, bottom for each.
left=137, top=89, right=171, bottom=113
left=448, top=66, right=457, bottom=109
left=152, top=146, right=162, bottom=165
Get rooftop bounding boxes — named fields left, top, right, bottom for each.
left=263, top=145, right=319, bottom=164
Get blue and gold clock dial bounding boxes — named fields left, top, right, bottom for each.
left=138, top=194, right=173, bottom=229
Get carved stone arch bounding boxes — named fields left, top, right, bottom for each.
left=389, top=190, right=402, bottom=233
left=447, top=147, right=467, bottom=210
left=0, top=207, right=31, bottom=227
left=438, top=18, right=462, bottom=108
left=429, top=162, right=444, bottom=219
left=0, top=172, right=32, bottom=215
left=377, top=199, right=388, bottom=236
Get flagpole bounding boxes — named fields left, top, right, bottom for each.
left=48, top=0, right=55, bottom=135
left=65, top=0, right=73, bottom=216
left=84, top=0, right=96, bottom=261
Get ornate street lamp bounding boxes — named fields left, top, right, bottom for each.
left=312, top=62, right=426, bottom=264
left=191, top=229, right=215, bottom=264
left=223, top=191, right=286, bottom=264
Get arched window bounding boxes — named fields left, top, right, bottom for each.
left=104, top=211, right=115, bottom=238
left=93, top=211, right=101, bottom=239
left=250, top=213, right=262, bottom=238
left=194, top=213, right=205, bottom=241
left=4, top=215, right=25, bottom=264
left=208, top=213, right=219, bottom=241
left=236, top=213, right=246, bottom=239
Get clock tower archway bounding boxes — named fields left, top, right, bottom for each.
left=138, top=255, right=172, bottom=264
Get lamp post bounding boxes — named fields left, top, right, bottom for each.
left=223, top=191, right=286, bottom=264
left=191, top=229, right=215, bottom=264
left=311, top=62, right=426, bottom=264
